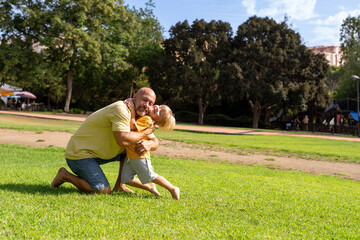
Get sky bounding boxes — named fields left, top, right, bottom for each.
left=124, top=0, right=360, bottom=47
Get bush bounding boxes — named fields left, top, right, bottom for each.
left=204, top=114, right=253, bottom=127
left=174, top=111, right=198, bottom=123
left=52, top=109, right=63, bottom=113
left=204, top=114, right=233, bottom=125
left=233, top=115, right=253, bottom=127
left=174, top=111, right=255, bottom=127
left=70, top=108, right=83, bottom=114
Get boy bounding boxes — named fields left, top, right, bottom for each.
left=122, top=100, right=180, bottom=200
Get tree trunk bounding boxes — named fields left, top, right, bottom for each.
left=64, top=68, right=73, bottom=113
left=265, top=107, right=271, bottom=123
left=251, top=101, right=262, bottom=128
left=47, top=94, right=51, bottom=111
left=197, top=97, right=208, bottom=125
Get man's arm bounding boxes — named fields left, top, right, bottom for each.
left=123, top=98, right=137, bottom=131
left=135, top=136, right=159, bottom=156
left=113, top=122, right=155, bottom=147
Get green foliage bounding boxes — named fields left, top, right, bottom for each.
left=204, top=114, right=233, bottom=125
left=151, top=19, right=233, bottom=125
left=231, top=16, right=330, bottom=128
left=326, top=65, right=341, bottom=92
left=204, top=114, right=253, bottom=127
left=2, top=144, right=360, bottom=238
left=174, top=111, right=199, bottom=123
left=69, top=108, right=83, bottom=114
left=0, top=0, right=163, bottom=112
left=174, top=112, right=253, bottom=128
left=338, top=15, right=360, bottom=99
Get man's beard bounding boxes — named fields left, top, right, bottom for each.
left=136, top=105, right=147, bottom=117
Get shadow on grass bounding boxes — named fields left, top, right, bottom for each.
left=112, top=191, right=163, bottom=199
left=0, top=183, right=164, bottom=199
left=0, top=183, right=79, bottom=195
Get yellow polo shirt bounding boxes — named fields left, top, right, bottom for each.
left=125, top=116, right=153, bottom=159
left=65, top=101, right=130, bottom=160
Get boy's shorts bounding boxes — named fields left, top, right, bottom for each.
left=121, top=157, right=158, bottom=184
left=66, top=154, right=125, bottom=191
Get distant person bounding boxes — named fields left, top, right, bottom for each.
left=121, top=99, right=180, bottom=200
left=51, top=88, right=160, bottom=195
left=21, top=102, right=26, bottom=111
left=15, top=100, right=21, bottom=110
left=292, top=117, right=300, bottom=131
left=302, top=115, right=309, bottom=130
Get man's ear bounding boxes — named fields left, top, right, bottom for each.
left=132, top=93, right=136, bottom=98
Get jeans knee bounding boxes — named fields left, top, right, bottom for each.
left=97, top=185, right=111, bottom=194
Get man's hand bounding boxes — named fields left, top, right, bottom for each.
left=135, top=137, right=159, bottom=155
left=142, top=122, right=156, bottom=135
left=135, top=140, right=151, bottom=156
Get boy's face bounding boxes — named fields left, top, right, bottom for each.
left=149, top=105, right=167, bottom=123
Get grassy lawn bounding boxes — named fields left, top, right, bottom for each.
left=156, top=130, right=360, bottom=163
left=0, top=113, right=81, bottom=133
left=1, top=143, right=360, bottom=239
left=1, top=113, right=360, bottom=162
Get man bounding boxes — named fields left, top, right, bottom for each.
left=51, top=87, right=159, bottom=194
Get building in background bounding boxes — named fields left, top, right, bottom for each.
left=308, top=46, right=342, bottom=66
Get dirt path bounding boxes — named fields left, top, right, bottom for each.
left=1, top=110, right=360, bottom=142
left=1, top=128, right=360, bottom=181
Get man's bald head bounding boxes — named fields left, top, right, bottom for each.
left=133, top=87, right=156, bottom=117
left=136, top=88, right=156, bottom=100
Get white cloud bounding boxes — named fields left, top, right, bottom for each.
left=338, top=5, right=346, bottom=11
left=311, top=9, right=360, bottom=26
left=242, top=0, right=256, bottom=15
left=241, top=0, right=318, bottom=21
left=309, top=26, right=340, bottom=46
left=240, top=0, right=360, bottom=46
left=307, top=8, right=360, bottom=45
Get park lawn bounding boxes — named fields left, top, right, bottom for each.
left=155, top=130, right=360, bottom=163
left=1, top=113, right=360, bottom=162
left=0, top=143, right=360, bottom=239
left=0, top=114, right=81, bottom=133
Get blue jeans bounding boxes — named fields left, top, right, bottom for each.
left=66, top=154, right=125, bottom=191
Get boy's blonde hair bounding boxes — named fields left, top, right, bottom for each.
left=157, top=105, right=176, bottom=131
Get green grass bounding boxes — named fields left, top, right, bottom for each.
left=2, top=113, right=360, bottom=162
left=155, top=130, right=360, bottom=163
left=0, top=113, right=81, bottom=133
left=1, top=143, right=360, bottom=239
left=1, top=114, right=360, bottom=238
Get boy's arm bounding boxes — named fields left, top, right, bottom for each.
left=124, top=98, right=137, bottom=131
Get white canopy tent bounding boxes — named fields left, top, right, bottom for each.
left=0, top=83, right=23, bottom=104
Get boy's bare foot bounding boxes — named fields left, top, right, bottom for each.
left=113, top=184, right=135, bottom=194
left=51, top=167, right=68, bottom=189
left=150, top=183, right=161, bottom=196
left=171, top=187, right=180, bottom=200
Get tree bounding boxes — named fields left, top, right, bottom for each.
left=124, top=0, right=164, bottom=97
left=68, top=1, right=164, bottom=110
left=0, top=0, right=148, bottom=112
left=232, top=16, right=330, bottom=128
left=327, top=65, right=341, bottom=92
left=337, top=15, right=360, bottom=99
left=153, top=19, right=233, bottom=124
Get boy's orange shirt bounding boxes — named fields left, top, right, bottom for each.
left=125, top=115, right=153, bottom=159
